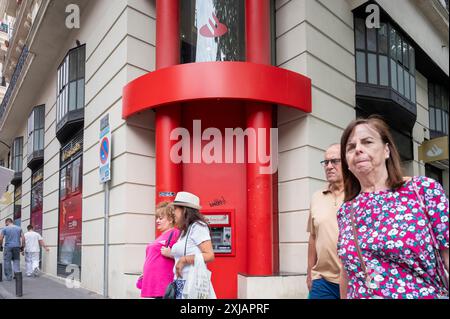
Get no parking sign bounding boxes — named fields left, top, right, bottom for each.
left=99, top=114, right=111, bottom=183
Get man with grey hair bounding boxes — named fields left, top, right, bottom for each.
left=0, top=218, right=25, bottom=281
left=306, top=144, right=344, bottom=299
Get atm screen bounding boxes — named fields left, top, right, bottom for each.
left=210, top=226, right=232, bottom=254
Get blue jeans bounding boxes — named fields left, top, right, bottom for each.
left=308, top=278, right=340, bottom=299
left=3, top=247, right=21, bottom=280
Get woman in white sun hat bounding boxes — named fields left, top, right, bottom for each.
left=169, top=191, right=215, bottom=299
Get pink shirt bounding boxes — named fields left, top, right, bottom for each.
left=141, top=228, right=180, bottom=298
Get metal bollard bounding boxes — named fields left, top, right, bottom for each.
left=0, top=263, right=2, bottom=282
left=15, top=272, right=23, bottom=297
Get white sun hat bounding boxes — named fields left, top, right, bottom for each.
left=172, top=191, right=202, bottom=210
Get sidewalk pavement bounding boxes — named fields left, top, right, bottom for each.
left=0, top=271, right=105, bottom=299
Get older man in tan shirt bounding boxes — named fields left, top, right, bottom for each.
left=307, top=144, right=344, bottom=299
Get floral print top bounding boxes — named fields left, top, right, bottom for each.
left=337, top=176, right=449, bottom=299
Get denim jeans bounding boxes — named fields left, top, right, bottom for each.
left=308, top=278, right=340, bottom=299
left=3, top=247, right=21, bottom=280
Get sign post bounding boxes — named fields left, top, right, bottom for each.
left=99, top=114, right=111, bottom=298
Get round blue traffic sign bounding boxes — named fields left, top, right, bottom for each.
left=100, top=137, right=109, bottom=164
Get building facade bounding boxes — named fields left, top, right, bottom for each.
left=0, top=0, right=448, bottom=299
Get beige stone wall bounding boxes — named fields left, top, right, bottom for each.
left=403, top=71, right=429, bottom=177
left=275, top=0, right=356, bottom=298
left=77, top=0, right=157, bottom=298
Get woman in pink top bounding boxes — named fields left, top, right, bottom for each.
left=138, top=202, right=180, bottom=298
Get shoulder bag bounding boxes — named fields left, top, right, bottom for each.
left=164, top=226, right=191, bottom=299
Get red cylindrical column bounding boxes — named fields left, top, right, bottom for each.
left=155, top=0, right=182, bottom=209
left=156, top=0, right=179, bottom=69
left=245, top=0, right=273, bottom=275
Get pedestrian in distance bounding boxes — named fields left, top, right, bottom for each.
left=307, top=143, right=344, bottom=299
left=23, top=225, right=49, bottom=277
left=0, top=218, right=25, bottom=281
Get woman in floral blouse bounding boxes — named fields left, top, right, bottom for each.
left=338, top=116, right=449, bottom=299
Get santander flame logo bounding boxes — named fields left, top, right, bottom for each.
left=199, top=13, right=228, bottom=38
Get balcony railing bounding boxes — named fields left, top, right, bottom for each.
left=0, top=45, right=28, bottom=123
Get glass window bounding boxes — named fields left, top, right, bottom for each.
left=398, top=65, right=404, bottom=95
left=396, top=33, right=402, bottom=64
left=443, top=111, right=448, bottom=134
left=379, top=55, right=389, bottom=86
left=69, top=51, right=77, bottom=82
left=391, top=59, right=398, bottom=91
left=378, top=24, right=388, bottom=54
left=12, top=137, right=23, bottom=173
left=180, top=0, right=246, bottom=63
left=39, top=129, right=44, bottom=150
left=429, top=83, right=435, bottom=107
left=368, top=53, right=377, bottom=85
left=78, top=48, right=85, bottom=79
left=27, top=106, right=45, bottom=158
left=403, top=40, right=409, bottom=69
left=389, top=28, right=397, bottom=59
left=443, top=90, right=448, bottom=111
left=69, top=82, right=77, bottom=111
left=356, top=51, right=366, bottom=83
left=77, top=79, right=85, bottom=109
left=435, top=85, right=441, bottom=108
left=13, top=185, right=22, bottom=226
left=409, top=45, right=415, bottom=72
left=430, top=107, right=436, bottom=130
left=30, top=171, right=43, bottom=235
left=57, top=45, right=85, bottom=124
left=58, top=136, right=83, bottom=278
left=404, top=69, right=410, bottom=100
left=436, top=109, right=442, bottom=131
left=367, top=27, right=377, bottom=52
left=355, top=18, right=366, bottom=50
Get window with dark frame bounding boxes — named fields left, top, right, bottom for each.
left=14, top=184, right=22, bottom=226
left=11, top=137, right=23, bottom=174
left=31, top=167, right=44, bottom=235
left=27, top=105, right=45, bottom=159
left=355, top=19, right=416, bottom=104
left=428, top=82, right=449, bottom=137
left=56, top=45, right=85, bottom=125
left=57, top=131, right=83, bottom=278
